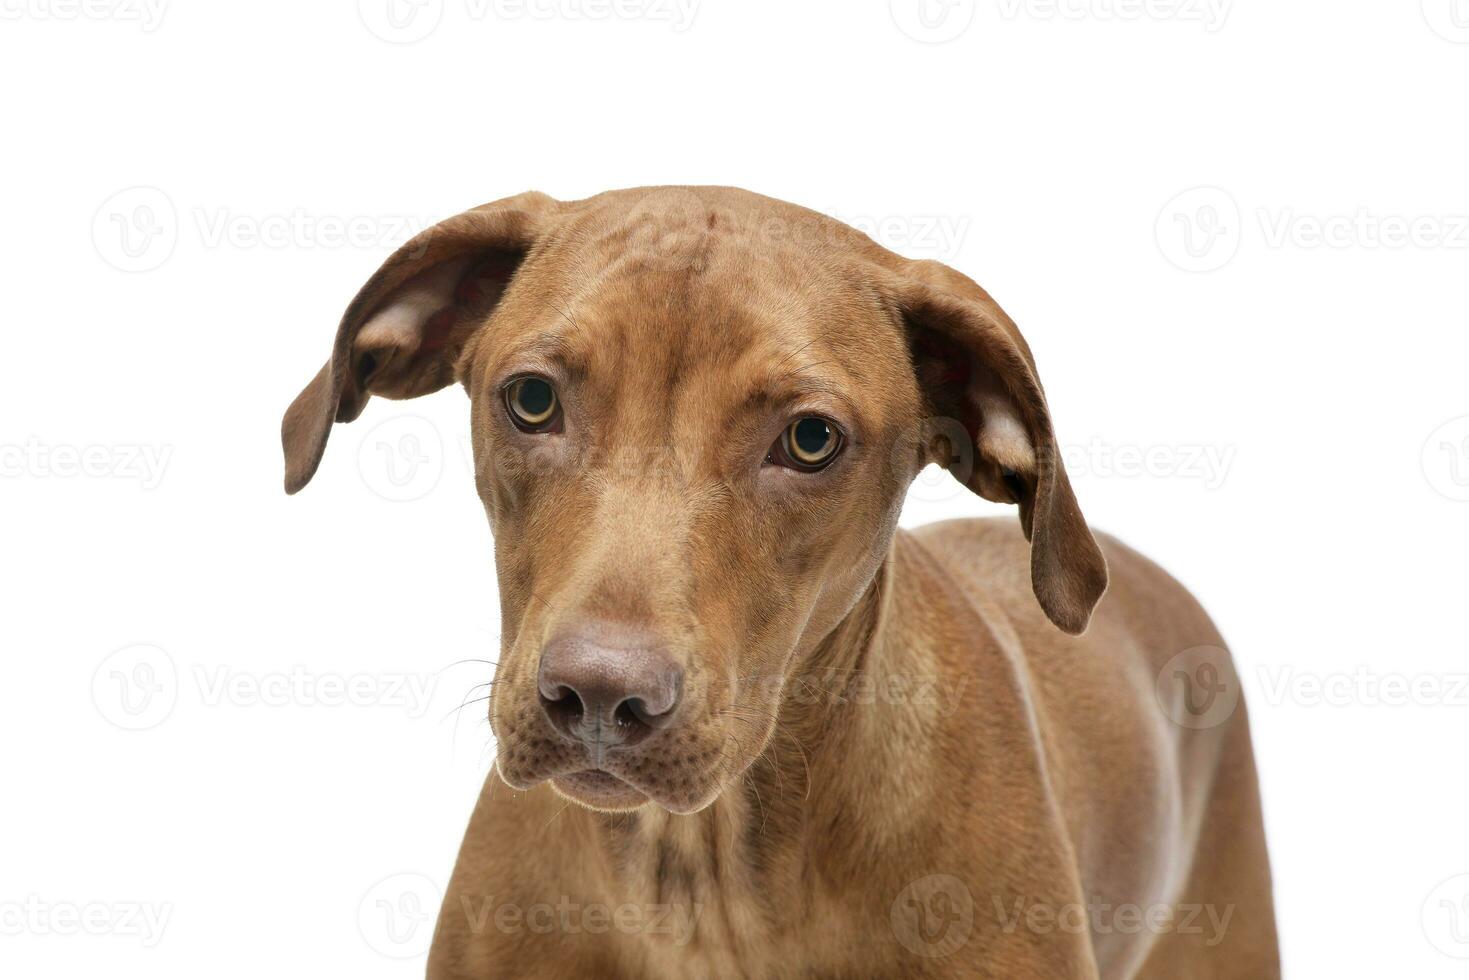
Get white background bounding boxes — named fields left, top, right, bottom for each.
left=2, top=1, right=1467, bottom=976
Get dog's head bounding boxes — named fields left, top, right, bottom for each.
left=283, top=187, right=1105, bottom=813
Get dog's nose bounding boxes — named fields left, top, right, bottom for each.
left=536, top=628, right=683, bottom=751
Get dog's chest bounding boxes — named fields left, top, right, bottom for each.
left=608, top=823, right=772, bottom=976
left=600, top=813, right=877, bottom=980
left=626, top=889, right=841, bottom=980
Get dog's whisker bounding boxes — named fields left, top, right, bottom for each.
left=542, top=796, right=575, bottom=830
left=440, top=658, right=499, bottom=669
left=441, top=692, right=494, bottom=726
left=743, top=770, right=768, bottom=836
left=769, top=336, right=820, bottom=375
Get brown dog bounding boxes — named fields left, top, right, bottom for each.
left=282, top=187, right=1279, bottom=978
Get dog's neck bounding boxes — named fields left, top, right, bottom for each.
left=572, top=531, right=938, bottom=932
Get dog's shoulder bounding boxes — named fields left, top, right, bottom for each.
left=903, top=516, right=1227, bottom=659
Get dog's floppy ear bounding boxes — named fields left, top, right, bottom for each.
left=892, top=260, right=1108, bottom=634
left=281, top=192, right=557, bottom=493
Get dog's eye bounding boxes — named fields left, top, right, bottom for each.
left=769, top=416, right=843, bottom=471
left=505, top=377, right=560, bottom=432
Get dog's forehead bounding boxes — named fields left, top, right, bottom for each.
left=485, top=188, right=911, bottom=417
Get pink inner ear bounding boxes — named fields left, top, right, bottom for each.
left=375, top=250, right=523, bottom=358
left=421, top=251, right=523, bottom=353
left=909, top=324, right=1037, bottom=474
left=419, top=307, right=458, bottom=354
left=910, top=326, right=980, bottom=445
left=455, top=251, right=521, bottom=305
left=910, top=327, right=973, bottom=389
left=354, top=255, right=476, bottom=355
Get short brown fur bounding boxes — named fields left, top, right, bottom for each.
left=283, top=187, right=1278, bottom=978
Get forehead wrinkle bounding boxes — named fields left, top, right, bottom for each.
left=743, top=363, right=861, bottom=421
left=493, top=325, right=590, bottom=382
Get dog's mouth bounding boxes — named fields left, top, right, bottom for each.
left=497, top=734, right=733, bottom=814
left=551, top=768, right=648, bottom=810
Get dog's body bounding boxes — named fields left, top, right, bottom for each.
left=427, top=522, right=1277, bottom=979
left=282, top=187, right=1278, bottom=978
